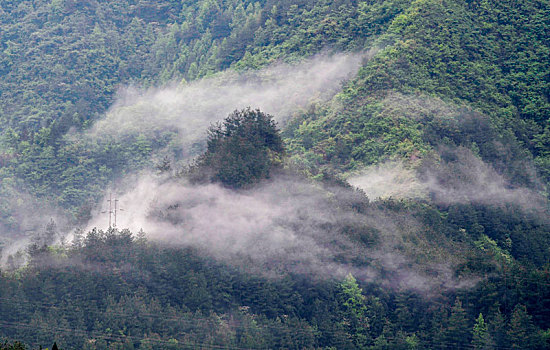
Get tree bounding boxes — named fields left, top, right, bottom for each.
left=442, top=297, right=471, bottom=349
left=337, top=273, right=371, bottom=348
left=507, top=304, right=539, bottom=349
left=487, top=305, right=507, bottom=349
left=472, top=313, right=494, bottom=350
left=0, top=341, right=25, bottom=350
left=191, top=108, right=284, bottom=189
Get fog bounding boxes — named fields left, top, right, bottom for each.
left=84, top=52, right=369, bottom=158
left=0, top=187, right=70, bottom=265
left=83, top=173, right=477, bottom=292
left=349, top=92, right=547, bottom=216
left=349, top=148, right=546, bottom=212
left=421, top=146, right=547, bottom=211
left=1, top=52, right=368, bottom=266
left=348, top=161, right=426, bottom=200
left=4, top=55, right=539, bottom=293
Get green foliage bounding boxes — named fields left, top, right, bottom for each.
left=442, top=297, right=471, bottom=348
left=191, top=108, right=284, bottom=188
left=0, top=340, right=25, bottom=350
left=0, top=215, right=549, bottom=349
left=472, top=313, right=494, bottom=350
left=338, top=274, right=371, bottom=347
left=285, top=0, right=550, bottom=189
left=507, top=304, right=540, bottom=349
left=0, top=0, right=549, bottom=348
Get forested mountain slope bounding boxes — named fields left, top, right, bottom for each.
left=0, top=0, right=549, bottom=348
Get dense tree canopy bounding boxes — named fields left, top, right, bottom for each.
left=0, top=0, right=549, bottom=348
left=191, top=108, right=284, bottom=188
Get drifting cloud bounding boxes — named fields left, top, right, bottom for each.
left=4, top=54, right=522, bottom=293
left=420, top=147, right=547, bottom=210
left=348, top=161, right=426, bottom=200
left=348, top=92, right=547, bottom=214
left=0, top=187, right=70, bottom=265
left=76, top=65, right=497, bottom=292
left=83, top=173, right=477, bottom=292
left=2, top=52, right=372, bottom=267
left=84, top=52, right=369, bottom=158
left=349, top=147, right=547, bottom=216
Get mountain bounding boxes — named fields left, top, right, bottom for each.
left=0, top=0, right=549, bottom=348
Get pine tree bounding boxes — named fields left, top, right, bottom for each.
left=45, top=218, right=58, bottom=245
left=472, top=313, right=494, bottom=350
left=338, top=273, right=371, bottom=348
left=442, top=297, right=470, bottom=348
left=507, top=304, right=538, bottom=349
left=488, top=306, right=507, bottom=349
left=190, top=108, right=284, bottom=189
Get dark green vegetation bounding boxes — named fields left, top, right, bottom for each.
left=0, top=341, right=26, bottom=350
left=189, top=108, right=284, bottom=188
left=1, top=204, right=549, bottom=349
left=1, top=0, right=550, bottom=348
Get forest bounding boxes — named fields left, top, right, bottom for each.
left=0, top=0, right=549, bottom=349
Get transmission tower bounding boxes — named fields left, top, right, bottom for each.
left=102, top=193, right=123, bottom=228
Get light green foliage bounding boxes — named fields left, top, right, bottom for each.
left=285, top=0, right=550, bottom=188
left=472, top=313, right=494, bottom=350
left=338, top=273, right=371, bottom=348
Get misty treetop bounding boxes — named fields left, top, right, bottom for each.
left=189, top=108, right=284, bottom=188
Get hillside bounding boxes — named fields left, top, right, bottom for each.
left=0, top=0, right=549, bottom=348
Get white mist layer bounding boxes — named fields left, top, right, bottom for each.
left=347, top=92, right=546, bottom=212
left=2, top=52, right=370, bottom=266
left=423, top=147, right=547, bottom=210
left=349, top=147, right=546, bottom=214
left=348, top=161, right=426, bottom=200
left=0, top=188, right=70, bottom=265
left=85, top=52, right=369, bottom=157
left=85, top=174, right=476, bottom=292
left=87, top=176, right=367, bottom=278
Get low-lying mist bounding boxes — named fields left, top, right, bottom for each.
left=349, top=147, right=547, bottom=213
left=0, top=187, right=70, bottom=265
left=5, top=52, right=541, bottom=295
left=84, top=172, right=477, bottom=293
left=82, top=52, right=369, bottom=158
left=1, top=52, right=368, bottom=264
left=349, top=92, right=548, bottom=218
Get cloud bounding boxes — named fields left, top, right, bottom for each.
left=349, top=147, right=548, bottom=217
left=348, top=161, right=426, bottom=200
left=79, top=52, right=369, bottom=158
left=346, top=92, right=547, bottom=214
left=87, top=175, right=365, bottom=277
left=420, top=146, right=547, bottom=211
left=2, top=53, right=498, bottom=293
left=0, top=187, right=70, bottom=265
left=83, top=173, right=477, bottom=293
left=2, top=52, right=372, bottom=267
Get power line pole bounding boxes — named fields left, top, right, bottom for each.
left=113, top=198, right=123, bottom=227
left=114, top=198, right=118, bottom=227
left=102, top=193, right=123, bottom=229
left=106, top=193, right=113, bottom=228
